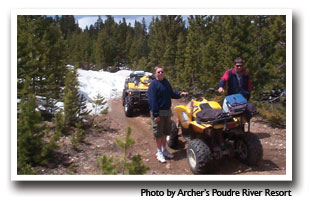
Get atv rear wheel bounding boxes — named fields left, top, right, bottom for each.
left=235, top=133, right=263, bottom=166
left=167, top=120, right=178, bottom=149
left=187, top=139, right=213, bottom=174
left=124, top=96, right=134, bottom=117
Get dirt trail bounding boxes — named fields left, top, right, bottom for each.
left=108, top=98, right=191, bottom=175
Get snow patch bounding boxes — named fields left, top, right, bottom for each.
left=20, top=68, right=133, bottom=115
left=77, top=69, right=132, bottom=114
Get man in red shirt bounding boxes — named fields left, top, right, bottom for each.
left=218, top=57, right=252, bottom=100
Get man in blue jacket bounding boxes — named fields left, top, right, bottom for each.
left=218, top=57, right=252, bottom=100
left=148, top=65, right=188, bottom=163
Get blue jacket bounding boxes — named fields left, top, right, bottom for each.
left=148, top=78, right=181, bottom=117
left=218, top=68, right=252, bottom=100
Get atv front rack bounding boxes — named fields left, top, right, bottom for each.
left=196, top=110, right=258, bottom=132
left=196, top=112, right=235, bottom=125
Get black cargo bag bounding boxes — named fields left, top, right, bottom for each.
left=196, top=103, right=225, bottom=123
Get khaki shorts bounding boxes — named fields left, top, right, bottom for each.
left=151, top=110, right=172, bottom=139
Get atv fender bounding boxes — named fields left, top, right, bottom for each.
left=206, top=101, right=222, bottom=110
left=190, top=121, right=212, bottom=134
left=174, top=105, right=192, bottom=129
left=128, top=82, right=136, bottom=89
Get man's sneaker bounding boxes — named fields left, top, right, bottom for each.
left=162, top=148, right=174, bottom=159
left=156, top=151, right=166, bottom=163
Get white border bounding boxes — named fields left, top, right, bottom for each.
left=14, top=8, right=292, bottom=16
left=11, top=8, right=292, bottom=181
left=11, top=10, right=18, bottom=181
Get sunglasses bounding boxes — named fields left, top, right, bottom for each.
left=157, top=71, right=164, bottom=74
left=235, top=65, right=243, bottom=67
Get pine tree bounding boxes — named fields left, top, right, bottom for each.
left=117, top=17, right=130, bottom=66
left=183, top=16, right=205, bottom=91
left=52, top=109, right=65, bottom=135
left=125, top=25, right=135, bottom=67
left=63, top=66, right=90, bottom=131
left=129, top=20, right=148, bottom=69
left=95, top=15, right=120, bottom=69
left=270, top=15, right=286, bottom=90
left=97, top=127, right=149, bottom=175
left=148, top=16, right=164, bottom=67
left=77, top=93, right=91, bottom=119
left=91, top=93, right=108, bottom=116
left=41, top=22, right=68, bottom=109
left=59, top=15, right=80, bottom=40
left=40, top=73, right=59, bottom=119
left=94, top=16, right=104, bottom=31
left=162, top=36, right=175, bottom=81
left=135, top=57, right=149, bottom=72
left=63, top=67, right=80, bottom=130
left=18, top=16, right=68, bottom=118
left=175, top=31, right=187, bottom=89
left=258, top=16, right=286, bottom=91
left=115, top=127, right=136, bottom=174
left=17, top=77, right=45, bottom=174
left=201, top=16, right=234, bottom=89
left=97, top=154, right=118, bottom=175
left=146, top=15, right=186, bottom=80
left=71, top=121, right=86, bottom=149
left=17, top=16, right=46, bottom=96
left=242, top=15, right=286, bottom=98
left=162, top=15, right=186, bottom=81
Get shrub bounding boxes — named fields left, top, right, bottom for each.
left=71, top=122, right=86, bottom=149
left=97, top=154, right=118, bottom=175
left=17, top=78, right=46, bottom=174
left=256, top=102, right=286, bottom=127
left=97, top=127, right=149, bottom=175
left=91, top=93, right=108, bottom=116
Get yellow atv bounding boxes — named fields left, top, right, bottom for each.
left=122, top=71, right=154, bottom=117
left=168, top=91, right=263, bottom=174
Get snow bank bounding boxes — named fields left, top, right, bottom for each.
left=19, top=68, right=133, bottom=115
left=77, top=69, right=132, bottom=114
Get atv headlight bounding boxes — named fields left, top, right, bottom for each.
left=128, top=91, right=138, bottom=96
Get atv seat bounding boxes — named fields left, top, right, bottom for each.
left=196, top=103, right=230, bottom=124
left=199, top=103, right=212, bottom=110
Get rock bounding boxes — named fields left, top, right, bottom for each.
left=245, top=168, right=252, bottom=171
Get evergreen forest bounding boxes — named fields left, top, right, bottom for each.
left=18, top=15, right=286, bottom=97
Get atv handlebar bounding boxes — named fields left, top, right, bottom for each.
left=184, top=88, right=221, bottom=100
left=205, top=88, right=216, bottom=93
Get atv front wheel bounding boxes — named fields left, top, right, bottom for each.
left=167, top=120, right=178, bottom=149
left=235, top=133, right=263, bottom=166
left=187, top=139, right=213, bottom=174
left=181, top=127, right=190, bottom=141
left=122, top=90, right=126, bottom=106
left=124, top=96, right=134, bottom=117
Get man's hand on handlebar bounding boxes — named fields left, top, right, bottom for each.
left=180, top=92, right=189, bottom=97
left=218, top=87, right=225, bottom=93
